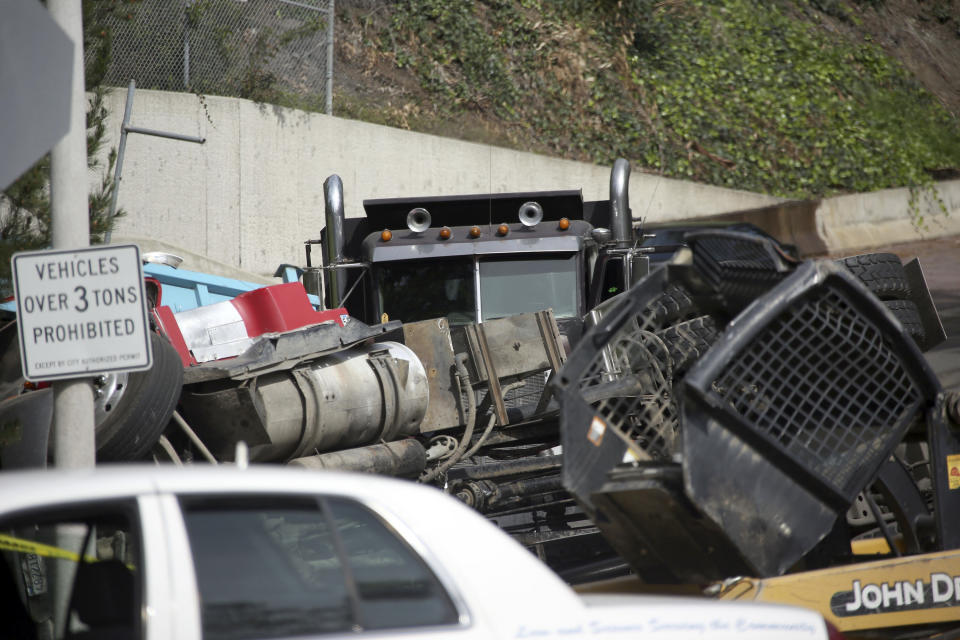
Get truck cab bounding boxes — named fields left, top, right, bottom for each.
left=316, top=160, right=646, bottom=347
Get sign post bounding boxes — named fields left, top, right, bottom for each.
left=46, top=0, right=96, bottom=471
left=13, top=245, right=153, bottom=382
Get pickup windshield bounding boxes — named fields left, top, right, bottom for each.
left=375, top=253, right=578, bottom=324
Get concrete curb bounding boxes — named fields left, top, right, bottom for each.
left=814, top=179, right=960, bottom=256
left=678, top=179, right=960, bottom=257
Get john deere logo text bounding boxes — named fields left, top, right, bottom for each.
left=831, top=574, right=960, bottom=616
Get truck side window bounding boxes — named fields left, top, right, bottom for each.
left=0, top=504, right=142, bottom=640
left=181, top=496, right=459, bottom=639
left=600, top=256, right=627, bottom=302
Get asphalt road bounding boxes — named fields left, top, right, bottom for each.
left=838, top=235, right=960, bottom=390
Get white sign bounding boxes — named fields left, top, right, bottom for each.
left=12, top=244, right=152, bottom=381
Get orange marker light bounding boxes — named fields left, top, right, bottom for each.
left=439, top=227, right=452, bottom=240
left=497, top=223, right=510, bottom=236
left=469, top=226, right=482, bottom=238
left=558, top=218, right=570, bottom=231
left=380, top=229, right=393, bottom=242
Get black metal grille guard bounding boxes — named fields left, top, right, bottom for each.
left=683, top=260, right=940, bottom=506
left=680, top=260, right=940, bottom=575
left=555, top=231, right=800, bottom=513
left=554, top=238, right=942, bottom=577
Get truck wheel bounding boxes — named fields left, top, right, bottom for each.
left=884, top=299, right=926, bottom=351
left=651, top=283, right=697, bottom=325
left=656, top=316, right=719, bottom=375
left=95, top=332, right=183, bottom=461
left=838, top=253, right=910, bottom=300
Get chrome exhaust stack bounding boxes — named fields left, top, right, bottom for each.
left=609, top=158, right=632, bottom=247
left=323, top=174, right=345, bottom=308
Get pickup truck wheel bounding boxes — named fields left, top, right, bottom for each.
left=884, top=299, right=926, bottom=350
left=95, top=332, right=183, bottom=461
left=838, top=253, right=910, bottom=300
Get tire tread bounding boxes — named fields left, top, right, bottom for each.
left=96, top=333, right=183, bottom=461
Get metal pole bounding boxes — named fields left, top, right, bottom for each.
left=184, top=0, right=191, bottom=88
left=47, top=3, right=95, bottom=632
left=325, top=0, right=334, bottom=115
left=48, top=0, right=95, bottom=471
left=124, top=125, right=205, bottom=143
left=105, top=80, right=135, bottom=244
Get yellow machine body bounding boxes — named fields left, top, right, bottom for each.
left=718, top=549, right=960, bottom=634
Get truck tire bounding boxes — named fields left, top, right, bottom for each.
left=884, top=299, right=925, bottom=351
left=650, top=283, right=697, bottom=325
left=838, top=253, right=910, bottom=300
left=656, top=316, right=719, bottom=374
left=96, top=332, right=183, bottom=461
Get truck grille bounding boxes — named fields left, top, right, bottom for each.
left=472, top=369, right=549, bottom=422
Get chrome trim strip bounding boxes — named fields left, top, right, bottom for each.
left=371, top=236, right=582, bottom=261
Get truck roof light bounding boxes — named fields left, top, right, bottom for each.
left=380, top=229, right=393, bottom=242
left=497, top=223, right=510, bottom=236
left=439, top=227, right=452, bottom=240
left=469, top=226, right=482, bottom=238
left=558, top=218, right=570, bottom=231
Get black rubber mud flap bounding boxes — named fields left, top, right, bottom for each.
left=96, top=332, right=183, bottom=461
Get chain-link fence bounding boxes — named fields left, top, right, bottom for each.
left=90, top=0, right=334, bottom=113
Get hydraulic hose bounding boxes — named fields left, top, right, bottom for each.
left=420, top=354, right=476, bottom=483
left=421, top=378, right=524, bottom=483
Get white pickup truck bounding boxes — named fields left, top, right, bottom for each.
left=0, top=464, right=834, bottom=640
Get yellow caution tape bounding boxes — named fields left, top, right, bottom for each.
left=0, top=533, right=97, bottom=564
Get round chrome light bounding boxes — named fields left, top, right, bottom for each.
left=518, top=201, right=543, bottom=228
left=407, top=207, right=431, bottom=233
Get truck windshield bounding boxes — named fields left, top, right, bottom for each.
left=479, top=254, right=578, bottom=321
left=376, top=253, right=578, bottom=325
left=376, top=258, right=475, bottom=324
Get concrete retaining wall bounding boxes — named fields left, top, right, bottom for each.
left=98, top=88, right=780, bottom=278
left=96, top=88, right=960, bottom=278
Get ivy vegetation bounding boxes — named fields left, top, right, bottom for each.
left=376, top=0, right=960, bottom=199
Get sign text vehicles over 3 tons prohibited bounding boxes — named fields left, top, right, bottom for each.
left=12, top=244, right=152, bottom=381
